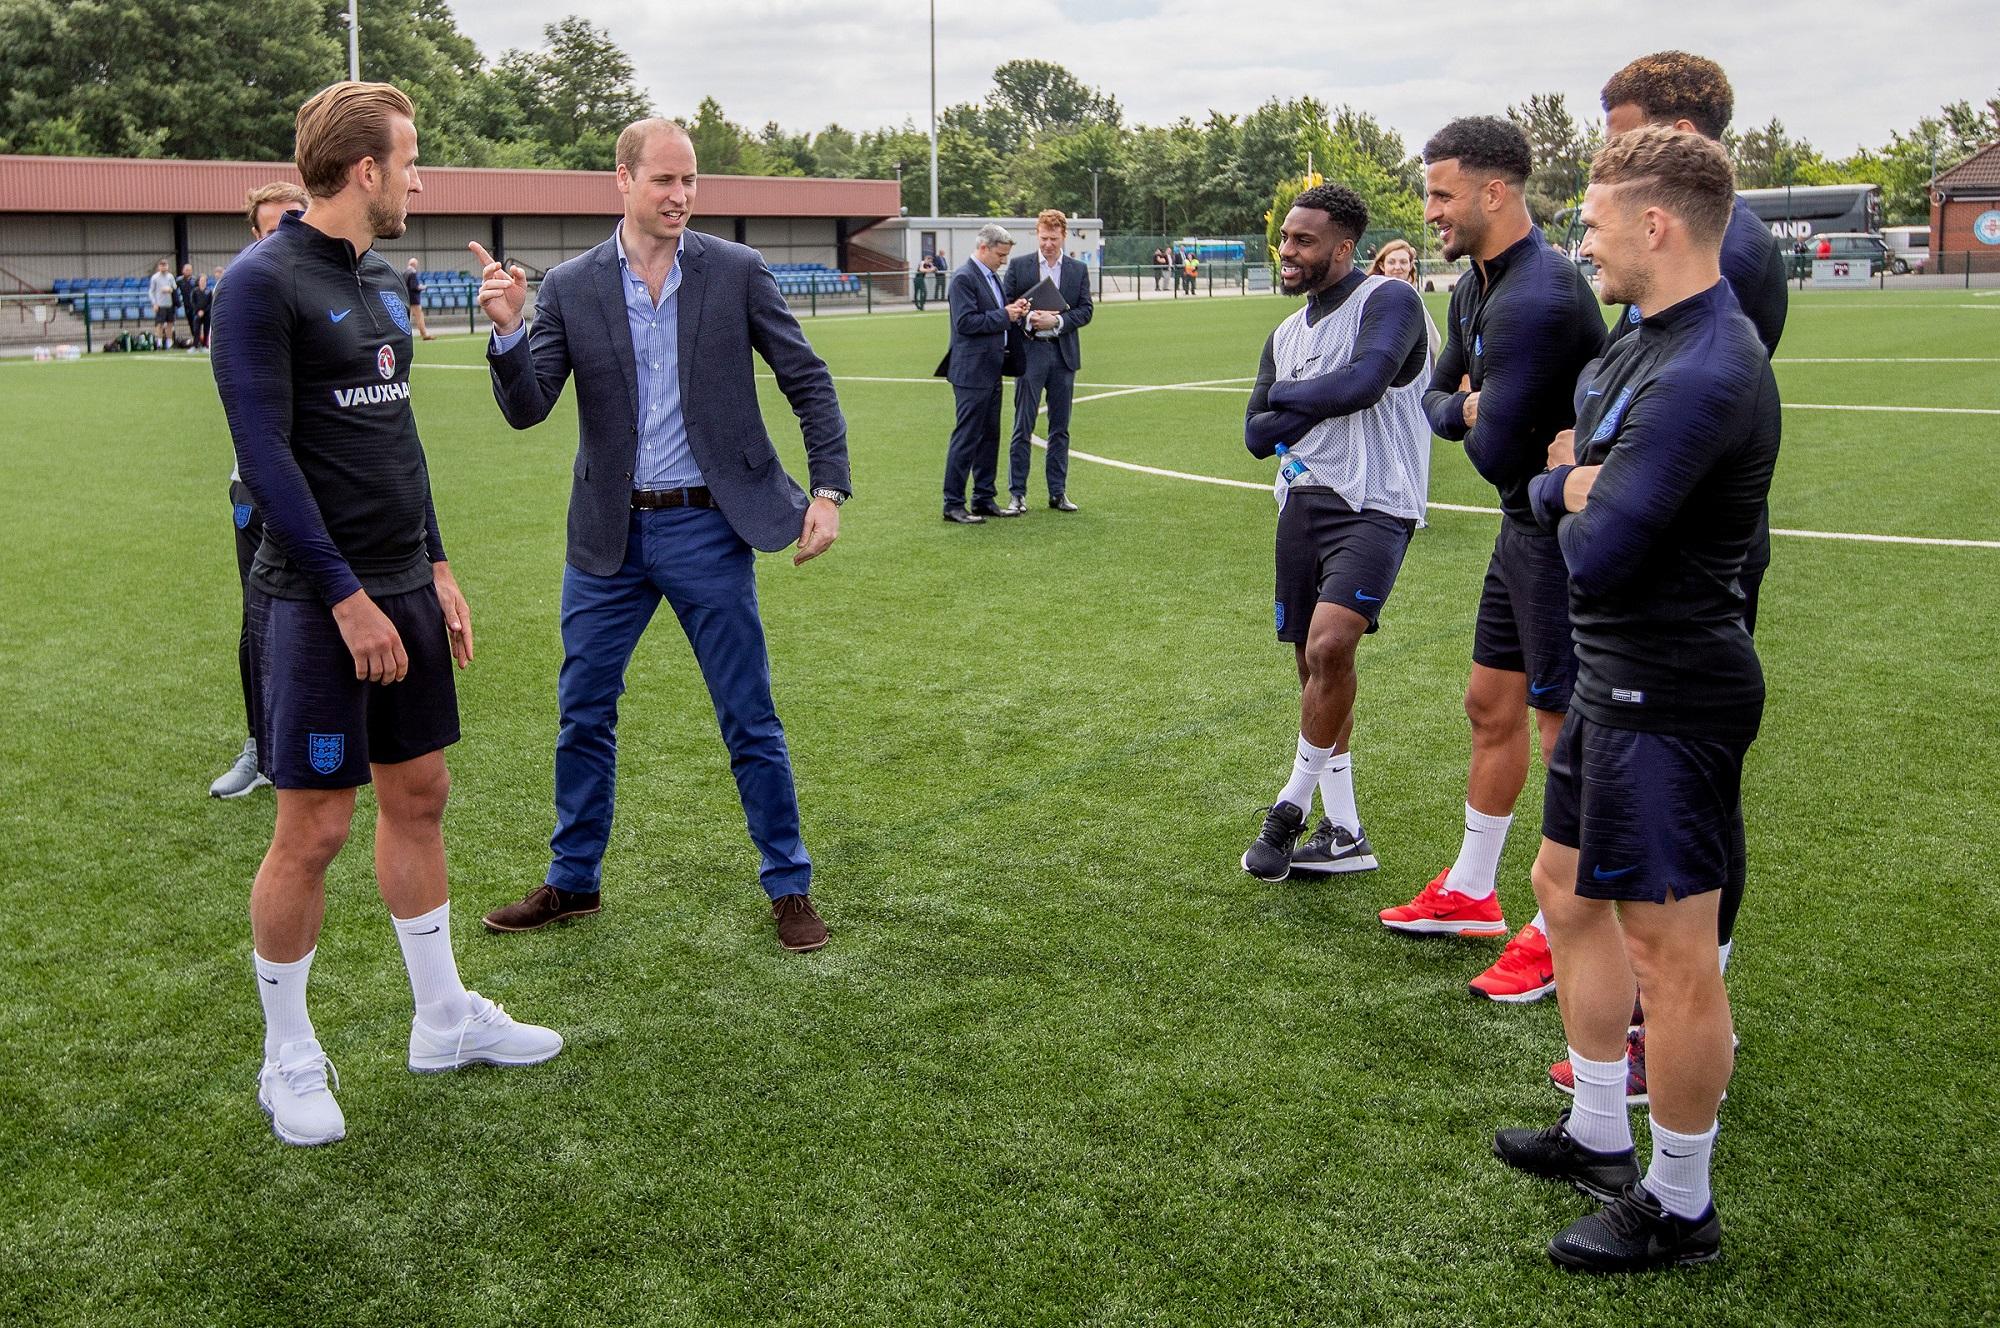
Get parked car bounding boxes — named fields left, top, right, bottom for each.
left=1790, top=232, right=1893, bottom=278
left=1882, top=225, right=1929, bottom=274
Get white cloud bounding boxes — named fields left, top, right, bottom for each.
left=446, top=0, right=1998, bottom=157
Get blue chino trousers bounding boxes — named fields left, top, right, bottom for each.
left=546, top=506, right=811, bottom=901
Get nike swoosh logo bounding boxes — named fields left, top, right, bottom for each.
left=260, top=976, right=278, bottom=984
left=1530, top=682, right=1558, bottom=696
left=1354, top=590, right=1382, bottom=603
left=412, top=926, right=440, bottom=935
left=1662, top=1149, right=1697, bottom=1159
left=1593, top=864, right=1640, bottom=881
left=329, top=309, right=350, bottom=322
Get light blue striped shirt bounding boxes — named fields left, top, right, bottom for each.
left=493, top=225, right=700, bottom=489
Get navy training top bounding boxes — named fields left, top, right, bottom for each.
left=1607, top=195, right=1789, bottom=577
left=210, top=212, right=443, bottom=606
left=1244, top=269, right=1427, bottom=457
left=1424, top=227, right=1606, bottom=527
left=1529, top=281, right=1780, bottom=742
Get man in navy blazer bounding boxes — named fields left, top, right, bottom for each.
left=939, top=223, right=1031, bottom=523
left=1002, top=209, right=1095, bottom=513
left=471, top=119, right=851, bottom=953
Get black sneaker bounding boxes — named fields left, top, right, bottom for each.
left=1548, top=1181, right=1722, bottom=1273
left=1241, top=802, right=1308, bottom=881
left=1291, top=818, right=1379, bottom=874
left=1493, top=1109, right=1641, bottom=1202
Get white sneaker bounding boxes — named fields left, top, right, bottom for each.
left=408, top=991, right=563, bottom=1073
left=209, top=738, right=270, bottom=799
left=257, top=1039, right=346, bottom=1146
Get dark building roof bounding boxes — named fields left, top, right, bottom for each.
left=1936, top=140, right=2000, bottom=195
left=0, top=154, right=898, bottom=220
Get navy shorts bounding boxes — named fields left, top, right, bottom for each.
left=1274, top=491, right=1415, bottom=641
left=247, top=585, right=460, bottom=789
left=1541, top=711, right=1748, bottom=904
left=1472, top=520, right=1576, bottom=710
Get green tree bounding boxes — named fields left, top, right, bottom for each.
left=1118, top=120, right=1209, bottom=238
left=491, top=17, right=653, bottom=170
left=986, top=60, right=1120, bottom=145
left=0, top=0, right=338, bottom=158
left=1507, top=92, right=1593, bottom=226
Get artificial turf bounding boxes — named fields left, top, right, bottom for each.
left=1, top=287, right=1995, bottom=1326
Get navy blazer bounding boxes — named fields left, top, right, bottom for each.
left=942, top=258, right=1018, bottom=389
left=487, top=229, right=850, bottom=574
left=1003, top=253, right=1094, bottom=373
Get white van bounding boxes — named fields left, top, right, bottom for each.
left=1882, top=225, right=1929, bottom=274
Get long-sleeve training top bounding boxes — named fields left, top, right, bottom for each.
left=1528, top=280, right=1780, bottom=742
left=1244, top=267, right=1427, bottom=458
left=1423, top=227, right=1606, bottom=526
left=210, top=211, right=443, bottom=606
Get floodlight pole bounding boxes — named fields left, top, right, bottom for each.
left=1091, top=167, right=1101, bottom=222
left=928, top=0, right=939, bottom=218
left=346, top=0, right=360, bottom=81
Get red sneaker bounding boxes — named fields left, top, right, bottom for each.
left=1378, top=869, right=1509, bottom=936
left=1548, top=1028, right=1650, bottom=1105
left=1468, top=921, right=1556, bottom=1003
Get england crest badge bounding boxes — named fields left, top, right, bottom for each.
left=378, top=289, right=412, bottom=335
left=308, top=733, right=345, bottom=775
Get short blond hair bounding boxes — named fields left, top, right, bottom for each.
left=294, top=82, right=415, bottom=198
left=1591, top=126, right=1735, bottom=246
left=616, top=118, right=692, bottom=174
left=244, top=181, right=310, bottom=230
left=1036, top=209, right=1068, bottom=233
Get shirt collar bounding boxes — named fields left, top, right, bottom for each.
left=1478, top=225, right=1545, bottom=285
left=1638, top=278, right=1733, bottom=333
left=614, top=223, right=683, bottom=280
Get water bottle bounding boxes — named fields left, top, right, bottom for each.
left=1275, top=443, right=1309, bottom=485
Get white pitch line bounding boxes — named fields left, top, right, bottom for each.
left=41, top=356, right=1999, bottom=548
left=1775, top=357, right=2000, bottom=363
left=1784, top=401, right=2000, bottom=416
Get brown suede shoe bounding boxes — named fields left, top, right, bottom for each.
left=482, top=884, right=601, bottom=934
left=773, top=894, right=828, bottom=952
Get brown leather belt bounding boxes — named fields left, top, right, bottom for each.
left=631, top=486, right=714, bottom=510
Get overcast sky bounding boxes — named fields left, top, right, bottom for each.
left=446, top=1, right=1998, bottom=162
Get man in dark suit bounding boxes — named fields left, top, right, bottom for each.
left=940, top=223, right=1030, bottom=524
left=1002, top=209, right=1094, bottom=513
left=469, top=119, right=851, bottom=953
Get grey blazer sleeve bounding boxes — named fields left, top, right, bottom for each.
left=488, top=273, right=573, bottom=429
left=747, top=260, right=851, bottom=494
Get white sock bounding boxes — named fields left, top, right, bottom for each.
left=254, top=947, right=317, bottom=1061
left=1642, top=1115, right=1719, bottom=1218
left=1718, top=939, right=1734, bottom=975
left=1276, top=734, right=1335, bottom=814
left=1565, top=1045, right=1635, bottom=1155
left=1529, top=909, right=1547, bottom=934
left=391, top=902, right=470, bottom=1032
left=1317, top=750, right=1358, bottom=831
left=1444, top=804, right=1512, bottom=899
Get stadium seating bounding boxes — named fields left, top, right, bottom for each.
left=767, top=262, right=859, bottom=296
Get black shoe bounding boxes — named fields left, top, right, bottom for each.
left=1241, top=802, right=1308, bottom=881
left=943, top=509, right=986, bottom=524
left=1049, top=495, right=1079, bottom=512
left=1548, top=1181, right=1722, bottom=1273
left=1493, top=1109, right=1641, bottom=1202
left=971, top=500, right=1016, bottom=518
left=1291, top=818, right=1379, bottom=874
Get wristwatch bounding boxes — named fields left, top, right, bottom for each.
left=811, top=487, right=849, bottom=506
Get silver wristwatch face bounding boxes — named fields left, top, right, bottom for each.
left=812, top=487, right=847, bottom=506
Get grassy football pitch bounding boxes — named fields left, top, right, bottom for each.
left=3, top=288, right=1996, bottom=1326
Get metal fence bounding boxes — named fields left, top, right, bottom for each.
left=6, top=251, right=1998, bottom=354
